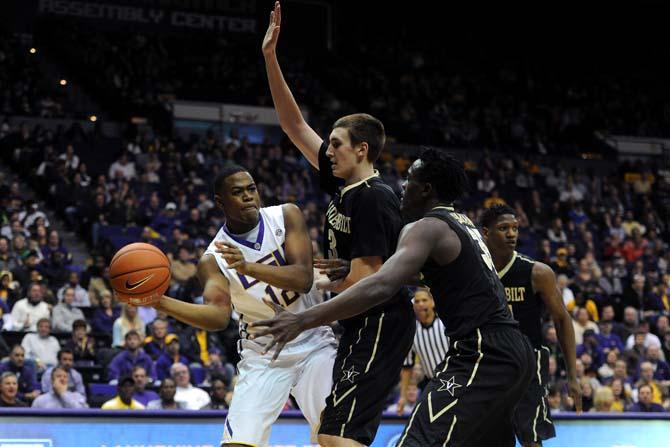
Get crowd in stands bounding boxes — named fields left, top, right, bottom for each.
left=1, top=19, right=669, bottom=415
left=32, top=18, right=670, bottom=151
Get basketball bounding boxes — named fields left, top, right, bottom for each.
left=109, top=242, right=171, bottom=306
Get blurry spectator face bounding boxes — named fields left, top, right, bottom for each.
left=640, top=362, right=654, bottom=382
left=647, top=346, right=660, bottom=362
left=37, top=319, right=51, bottom=337
left=13, top=235, right=26, bottom=250
left=611, top=379, right=623, bottom=398
left=634, top=333, right=646, bottom=348
left=633, top=275, right=645, bottom=291
left=656, top=316, right=669, bottom=334
left=0, top=374, right=18, bottom=401
left=601, top=306, right=615, bottom=322
left=59, top=351, right=74, bottom=371
left=623, top=307, right=637, bottom=325
left=100, top=293, right=112, bottom=308
left=606, top=350, right=618, bottom=366
left=178, top=247, right=191, bottom=262
left=548, top=355, right=557, bottom=376
left=594, top=387, right=614, bottom=412
left=576, top=359, right=584, bottom=377
left=190, top=209, right=200, bottom=221
left=412, top=290, right=435, bottom=321
left=167, top=339, right=180, bottom=355
left=581, top=380, right=593, bottom=398
left=63, top=287, right=75, bottom=305
left=614, top=360, right=627, bottom=378
left=28, top=284, right=43, bottom=303
left=126, top=304, right=138, bottom=318
left=215, top=171, right=261, bottom=227
left=547, top=390, right=561, bottom=410
left=580, top=353, right=593, bottom=370
left=172, top=364, right=190, bottom=387
left=545, top=326, right=558, bottom=344
left=211, top=379, right=228, bottom=401
left=599, top=321, right=612, bottom=336
left=0, top=238, right=8, bottom=253
left=577, top=308, right=590, bottom=325
left=95, top=194, right=105, bottom=207
left=406, top=384, right=419, bottom=404
left=119, top=381, right=135, bottom=403
left=126, top=333, right=141, bottom=351
left=638, top=385, right=652, bottom=405
left=68, top=272, right=79, bottom=285
left=132, top=368, right=148, bottom=391
left=52, top=368, right=68, bottom=388
left=159, top=378, right=177, bottom=401
left=152, top=320, right=167, bottom=339
left=73, top=325, right=87, bottom=341
left=9, top=347, right=25, bottom=367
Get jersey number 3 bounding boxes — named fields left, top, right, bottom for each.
left=467, top=228, right=495, bottom=272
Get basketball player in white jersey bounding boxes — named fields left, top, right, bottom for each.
left=152, top=164, right=336, bottom=447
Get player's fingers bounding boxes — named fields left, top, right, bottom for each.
left=276, top=2, right=281, bottom=27
left=262, top=338, right=277, bottom=355
left=574, top=394, right=583, bottom=414
left=262, top=297, right=284, bottom=314
left=249, top=318, right=274, bottom=329
left=271, top=341, right=287, bottom=362
left=226, top=261, right=244, bottom=269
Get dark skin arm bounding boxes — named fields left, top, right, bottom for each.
left=215, top=204, right=314, bottom=293
left=251, top=218, right=458, bottom=359
left=533, top=262, right=583, bottom=413
left=153, top=255, right=232, bottom=331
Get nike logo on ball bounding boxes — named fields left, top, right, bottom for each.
left=125, top=274, right=154, bottom=290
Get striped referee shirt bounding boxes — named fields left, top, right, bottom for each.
left=403, top=316, right=450, bottom=379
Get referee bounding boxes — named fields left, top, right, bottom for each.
left=397, top=288, right=449, bottom=415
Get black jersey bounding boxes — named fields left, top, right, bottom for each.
left=498, top=251, right=545, bottom=348
left=420, top=206, right=516, bottom=340
left=318, top=141, right=409, bottom=325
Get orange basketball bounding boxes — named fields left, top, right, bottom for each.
left=109, top=242, right=171, bottom=306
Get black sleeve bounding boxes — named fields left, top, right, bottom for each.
left=318, top=140, right=342, bottom=195
left=350, top=185, right=401, bottom=260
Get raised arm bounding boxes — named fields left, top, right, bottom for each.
left=262, top=1, right=323, bottom=168
left=153, top=255, right=232, bottom=331
left=533, top=262, right=582, bottom=413
left=215, top=204, right=314, bottom=293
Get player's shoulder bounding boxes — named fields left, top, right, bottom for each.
left=355, top=177, right=398, bottom=203
left=515, top=251, right=537, bottom=265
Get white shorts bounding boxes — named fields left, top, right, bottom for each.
left=221, top=331, right=337, bottom=447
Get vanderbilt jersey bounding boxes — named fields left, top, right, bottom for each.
left=205, top=205, right=327, bottom=348
left=498, top=251, right=544, bottom=348
left=420, top=206, right=516, bottom=340
left=318, top=141, right=410, bottom=326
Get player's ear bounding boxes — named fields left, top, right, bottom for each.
left=214, top=193, right=225, bottom=210
left=422, top=182, right=433, bottom=198
left=481, top=227, right=489, bottom=239
left=356, top=141, right=368, bottom=160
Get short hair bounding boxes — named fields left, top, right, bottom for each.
left=413, top=147, right=469, bottom=203
left=72, top=319, right=87, bottom=330
left=37, top=317, right=50, bottom=327
left=170, top=362, right=189, bottom=377
left=213, top=164, right=249, bottom=195
left=333, top=113, right=385, bottom=162
left=125, top=330, right=141, bottom=340
left=132, top=365, right=147, bottom=375
left=50, top=366, right=67, bottom=382
left=0, top=371, right=17, bottom=383
left=480, top=204, right=517, bottom=229
left=638, top=383, right=653, bottom=394
left=57, top=348, right=73, bottom=361
left=10, top=344, right=24, bottom=354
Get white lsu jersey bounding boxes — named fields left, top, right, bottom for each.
left=205, top=205, right=333, bottom=355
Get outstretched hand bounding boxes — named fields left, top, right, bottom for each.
left=249, top=298, right=304, bottom=361
left=262, top=1, right=281, bottom=57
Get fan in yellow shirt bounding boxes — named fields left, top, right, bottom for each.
left=101, top=376, right=145, bottom=410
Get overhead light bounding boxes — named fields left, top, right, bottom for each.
left=89, top=115, right=98, bottom=122
left=59, top=79, right=67, bottom=86
left=29, top=48, right=37, bottom=54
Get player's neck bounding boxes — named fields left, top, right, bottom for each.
left=225, top=218, right=259, bottom=235
left=344, top=164, right=375, bottom=186
left=493, top=250, right=514, bottom=272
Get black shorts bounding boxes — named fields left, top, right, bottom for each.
left=513, top=345, right=556, bottom=444
left=397, top=325, right=534, bottom=447
left=319, top=303, right=415, bottom=445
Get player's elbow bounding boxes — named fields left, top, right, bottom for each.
left=295, top=268, right=314, bottom=294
